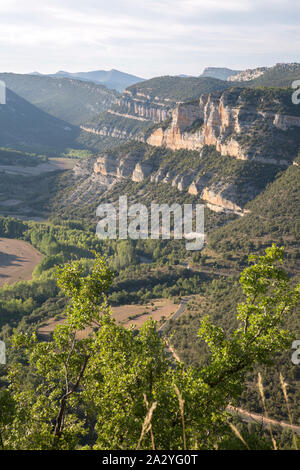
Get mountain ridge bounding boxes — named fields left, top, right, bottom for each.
left=0, top=73, right=118, bottom=126
left=30, top=68, right=145, bottom=92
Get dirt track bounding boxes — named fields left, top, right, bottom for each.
left=0, top=238, right=43, bottom=286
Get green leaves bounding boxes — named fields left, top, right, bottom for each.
left=198, top=244, right=299, bottom=396
left=56, top=254, right=113, bottom=330
left=2, top=245, right=299, bottom=449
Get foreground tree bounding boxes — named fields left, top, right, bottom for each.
left=1, top=245, right=299, bottom=449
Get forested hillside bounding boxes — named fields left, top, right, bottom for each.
left=127, top=75, right=232, bottom=102
left=0, top=73, right=118, bottom=125
left=248, top=63, right=300, bottom=87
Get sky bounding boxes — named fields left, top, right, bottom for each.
left=0, top=0, right=300, bottom=78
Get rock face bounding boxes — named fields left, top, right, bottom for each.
left=227, top=62, right=300, bottom=82
left=227, top=67, right=267, bottom=82
left=201, top=67, right=242, bottom=80
left=146, top=88, right=300, bottom=164
left=71, top=86, right=300, bottom=217
left=81, top=124, right=145, bottom=141
left=131, top=162, right=153, bottom=182
left=200, top=184, right=251, bottom=215
left=92, top=146, right=253, bottom=216
left=94, top=152, right=142, bottom=179
left=272, top=114, right=300, bottom=131
left=114, top=89, right=172, bottom=122
left=188, top=172, right=213, bottom=196
left=81, top=88, right=174, bottom=141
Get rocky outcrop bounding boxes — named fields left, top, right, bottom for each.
left=201, top=67, right=242, bottom=80
left=131, top=162, right=153, bottom=182
left=188, top=173, right=214, bottom=195
left=200, top=184, right=250, bottom=215
left=115, top=90, right=172, bottom=122
left=81, top=124, right=145, bottom=141
left=81, top=87, right=174, bottom=142
left=272, top=113, right=300, bottom=131
left=227, top=67, right=267, bottom=82
left=106, top=110, right=152, bottom=122
left=94, top=152, right=142, bottom=179
left=76, top=87, right=300, bottom=217
left=146, top=89, right=300, bottom=164
left=92, top=148, right=252, bottom=216
left=227, top=62, right=300, bottom=82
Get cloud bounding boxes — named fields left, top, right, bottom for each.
left=0, top=0, right=299, bottom=77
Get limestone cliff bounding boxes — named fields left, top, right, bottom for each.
left=81, top=124, right=145, bottom=141
left=116, top=90, right=172, bottom=122
left=77, top=88, right=300, bottom=216
left=81, top=87, right=174, bottom=140
left=92, top=142, right=270, bottom=216
left=227, top=67, right=267, bottom=82
left=201, top=67, right=242, bottom=81
left=146, top=88, right=300, bottom=164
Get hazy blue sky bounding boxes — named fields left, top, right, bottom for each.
left=1, top=0, right=299, bottom=78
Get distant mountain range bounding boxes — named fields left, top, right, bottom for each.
left=30, top=69, right=145, bottom=92
left=0, top=73, right=118, bottom=126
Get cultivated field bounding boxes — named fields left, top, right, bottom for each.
left=0, top=238, right=43, bottom=286
left=38, top=298, right=180, bottom=338
left=0, top=157, right=75, bottom=176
